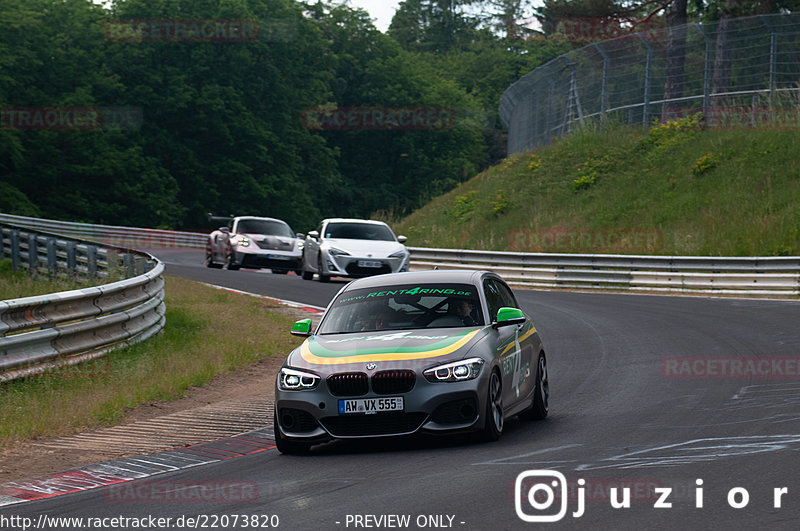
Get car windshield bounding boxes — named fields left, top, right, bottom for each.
left=236, top=219, right=294, bottom=237
left=324, top=222, right=395, bottom=241
left=318, top=283, right=484, bottom=334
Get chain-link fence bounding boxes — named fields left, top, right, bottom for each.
left=500, top=13, right=800, bottom=154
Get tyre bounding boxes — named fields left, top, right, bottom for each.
left=301, top=252, right=314, bottom=280
left=225, top=250, right=240, bottom=270
left=205, top=248, right=222, bottom=268
left=520, top=352, right=549, bottom=420
left=274, top=411, right=311, bottom=455
left=317, top=255, right=330, bottom=283
left=481, top=369, right=503, bottom=442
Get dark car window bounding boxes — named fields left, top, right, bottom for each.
left=483, top=279, right=504, bottom=323
left=495, top=279, right=519, bottom=309
left=484, top=278, right=520, bottom=322
left=236, top=219, right=293, bottom=237
left=324, top=222, right=395, bottom=241
left=319, top=283, right=484, bottom=334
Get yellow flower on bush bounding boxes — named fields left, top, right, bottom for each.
left=573, top=158, right=600, bottom=192
left=492, top=189, right=509, bottom=215
left=691, top=152, right=719, bottom=176
left=648, top=112, right=704, bottom=147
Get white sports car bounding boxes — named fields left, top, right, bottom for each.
left=300, top=218, right=409, bottom=282
left=206, top=216, right=303, bottom=273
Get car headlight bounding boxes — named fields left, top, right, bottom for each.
left=237, top=236, right=250, bottom=247
left=278, top=367, right=320, bottom=390
left=328, top=247, right=350, bottom=257
left=424, top=358, right=484, bottom=383
left=388, top=250, right=408, bottom=259
left=297, top=240, right=304, bottom=251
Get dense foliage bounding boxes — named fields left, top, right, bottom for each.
left=0, top=0, right=787, bottom=232
left=0, top=0, right=568, bottom=232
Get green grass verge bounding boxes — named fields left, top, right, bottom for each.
left=394, top=117, right=800, bottom=256
left=0, top=259, right=100, bottom=300
left=0, top=276, right=300, bottom=445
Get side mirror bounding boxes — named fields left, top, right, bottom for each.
left=308, top=230, right=320, bottom=240
left=219, top=227, right=230, bottom=233
left=296, top=232, right=305, bottom=239
left=493, top=307, right=526, bottom=328
left=397, top=235, right=407, bottom=244
left=290, top=318, right=313, bottom=337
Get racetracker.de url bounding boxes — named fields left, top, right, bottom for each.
left=0, top=513, right=280, bottom=530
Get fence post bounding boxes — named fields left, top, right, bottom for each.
left=134, top=255, right=146, bottom=276
left=123, top=253, right=134, bottom=278
left=66, top=241, right=77, bottom=272
left=28, top=234, right=38, bottom=273
left=557, top=56, right=584, bottom=135
left=637, top=33, right=653, bottom=125
left=0, top=226, right=5, bottom=261
left=547, top=81, right=555, bottom=142
left=692, top=24, right=712, bottom=119
left=759, top=16, right=777, bottom=107
left=530, top=85, right=538, bottom=149
left=87, top=245, right=98, bottom=278
left=593, top=43, right=610, bottom=117
left=10, top=230, right=20, bottom=273
left=46, top=237, right=57, bottom=276
left=533, top=80, right=542, bottom=147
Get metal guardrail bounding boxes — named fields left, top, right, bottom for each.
left=0, top=213, right=205, bottom=249
left=0, top=223, right=166, bottom=381
left=408, top=247, right=800, bottom=296
left=2, top=213, right=797, bottom=298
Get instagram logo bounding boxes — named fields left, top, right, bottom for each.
left=515, top=470, right=576, bottom=522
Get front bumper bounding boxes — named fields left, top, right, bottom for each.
left=233, top=249, right=301, bottom=270
left=275, top=374, right=488, bottom=443
left=321, top=253, right=410, bottom=278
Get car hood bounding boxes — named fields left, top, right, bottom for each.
left=286, top=327, right=487, bottom=373
left=322, top=239, right=405, bottom=257
left=241, top=233, right=296, bottom=250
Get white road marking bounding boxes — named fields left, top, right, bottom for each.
left=200, top=282, right=326, bottom=312
left=576, top=434, right=800, bottom=471
left=472, top=443, right=583, bottom=465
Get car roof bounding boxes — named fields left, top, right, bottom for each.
left=234, top=216, right=289, bottom=224
left=339, top=270, right=492, bottom=292
left=321, top=218, right=389, bottom=226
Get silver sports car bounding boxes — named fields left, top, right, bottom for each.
left=274, top=270, right=549, bottom=454
left=206, top=216, right=303, bottom=273
left=300, top=218, right=409, bottom=282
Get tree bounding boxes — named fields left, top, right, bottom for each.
left=534, top=0, right=680, bottom=42
left=483, top=0, right=533, bottom=39
left=710, top=0, right=740, bottom=103
left=389, top=0, right=481, bottom=52
left=0, top=0, right=581, bottom=229
left=0, top=0, right=184, bottom=226
left=104, top=0, right=340, bottom=229
left=662, top=0, right=688, bottom=120
left=312, top=3, right=487, bottom=216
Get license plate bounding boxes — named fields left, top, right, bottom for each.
left=358, top=260, right=383, bottom=268
left=266, top=254, right=290, bottom=260
left=338, top=397, right=404, bottom=415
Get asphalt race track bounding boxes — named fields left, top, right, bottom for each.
left=5, top=248, right=800, bottom=530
